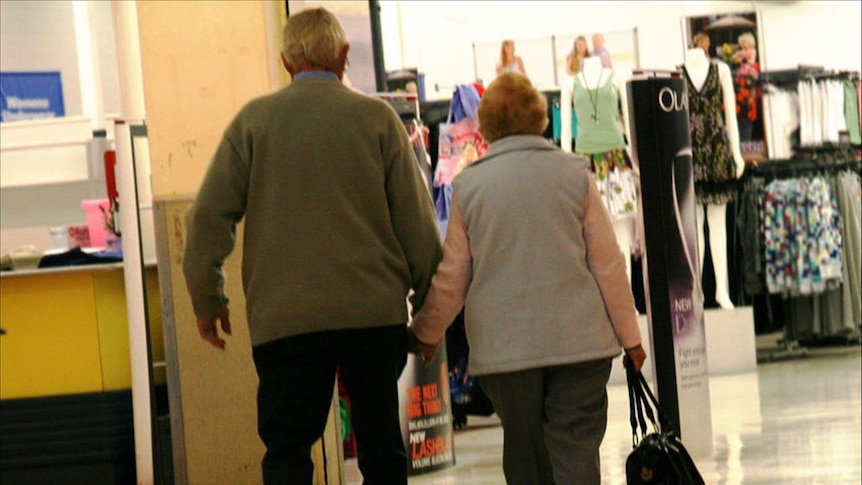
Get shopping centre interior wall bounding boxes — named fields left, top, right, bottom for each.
left=1, top=0, right=860, bottom=237
left=379, top=0, right=862, bottom=100
left=3, top=1, right=859, bottom=126
left=0, top=0, right=120, bottom=121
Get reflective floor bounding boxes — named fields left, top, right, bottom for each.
left=345, top=342, right=861, bottom=484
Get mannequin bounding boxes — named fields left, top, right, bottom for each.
left=561, top=57, right=637, bottom=279
left=682, top=48, right=745, bottom=309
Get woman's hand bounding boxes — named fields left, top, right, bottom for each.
left=623, top=343, right=647, bottom=372
left=407, top=326, right=440, bottom=366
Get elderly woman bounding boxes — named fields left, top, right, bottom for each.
left=408, top=73, right=646, bottom=484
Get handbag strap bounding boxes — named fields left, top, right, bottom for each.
left=634, top=372, right=658, bottom=433
left=626, top=364, right=639, bottom=446
left=636, top=370, right=676, bottom=434
left=625, top=362, right=649, bottom=442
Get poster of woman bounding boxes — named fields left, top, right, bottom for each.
left=683, top=11, right=767, bottom=163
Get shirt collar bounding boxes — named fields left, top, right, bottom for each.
left=294, top=71, right=339, bottom=82
left=469, top=135, right=557, bottom=167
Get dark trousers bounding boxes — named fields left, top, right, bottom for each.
left=252, top=325, right=409, bottom=485
left=480, top=358, right=613, bottom=485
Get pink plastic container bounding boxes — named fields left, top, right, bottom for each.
left=81, top=199, right=111, bottom=248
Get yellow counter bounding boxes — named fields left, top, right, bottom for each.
left=0, top=263, right=165, bottom=400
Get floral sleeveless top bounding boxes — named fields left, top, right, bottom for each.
left=683, top=61, right=738, bottom=205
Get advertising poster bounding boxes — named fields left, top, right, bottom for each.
left=627, top=74, right=713, bottom=457
left=0, top=71, right=65, bottom=122
left=397, top=340, right=455, bottom=475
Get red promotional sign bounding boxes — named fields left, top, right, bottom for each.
left=398, top=341, right=455, bottom=475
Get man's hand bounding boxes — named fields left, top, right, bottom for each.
left=407, top=326, right=440, bottom=366
left=197, top=308, right=232, bottom=350
left=623, top=343, right=647, bottom=372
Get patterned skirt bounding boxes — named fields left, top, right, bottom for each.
left=578, top=148, right=638, bottom=220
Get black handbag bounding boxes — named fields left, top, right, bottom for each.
left=625, top=362, right=705, bottom=485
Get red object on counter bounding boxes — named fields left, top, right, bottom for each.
left=104, top=150, right=118, bottom=200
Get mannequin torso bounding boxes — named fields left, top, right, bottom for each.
left=561, top=58, right=632, bottom=154
left=560, top=57, right=637, bottom=280
left=682, top=48, right=744, bottom=202
left=683, top=48, right=710, bottom=92
left=683, top=48, right=744, bottom=178
left=580, top=57, right=612, bottom=92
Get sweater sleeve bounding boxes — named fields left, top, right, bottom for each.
left=182, top=128, right=249, bottom=319
left=381, top=108, right=444, bottom=313
left=410, top=193, right=472, bottom=344
left=582, top=181, right=641, bottom=348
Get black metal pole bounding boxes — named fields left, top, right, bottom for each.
left=369, top=0, right=387, bottom=92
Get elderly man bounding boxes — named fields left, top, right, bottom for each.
left=182, top=7, right=442, bottom=484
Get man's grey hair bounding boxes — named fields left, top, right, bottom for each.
left=282, top=8, right=348, bottom=71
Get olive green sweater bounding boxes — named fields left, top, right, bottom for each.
left=183, top=76, right=442, bottom=346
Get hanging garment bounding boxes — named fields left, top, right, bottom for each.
left=762, top=84, right=799, bottom=159
left=857, top=80, right=861, bottom=130
left=572, top=70, right=626, bottom=154
left=683, top=62, right=739, bottom=205
left=797, top=80, right=810, bottom=146
left=823, top=80, right=847, bottom=144
left=844, top=79, right=862, bottom=145
left=816, top=80, right=828, bottom=145
left=572, top=70, right=637, bottom=219
left=805, top=175, right=843, bottom=294
left=551, top=104, right=578, bottom=142
left=837, top=170, right=861, bottom=328
left=762, top=175, right=844, bottom=297
left=737, top=176, right=766, bottom=295
left=798, top=79, right=823, bottom=147
left=577, top=148, right=638, bottom=220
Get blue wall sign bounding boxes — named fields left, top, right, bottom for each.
left=1, top=71, right=65, bottom=122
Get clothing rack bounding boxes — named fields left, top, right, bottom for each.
left=762, top=67, right=862, bottom=159
left=757, top=338, right=808, bottom=363
left=760, top=65, right=825, bottom=86
left=749, top=153, right=861, bottom=180
left=811, top=70, right=861, bottom=81
left=744, top=152, right=861, bottom=356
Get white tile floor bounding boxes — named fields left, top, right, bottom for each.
left=345, top=343, right=862, bottom=484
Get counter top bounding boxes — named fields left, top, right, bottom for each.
left=0, top=259, right=157, bottom=279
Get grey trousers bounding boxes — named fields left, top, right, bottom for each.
left=479, top=357, right=613, bottom=485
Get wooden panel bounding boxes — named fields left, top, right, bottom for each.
left=0, top=272, right=103, bottom=399
left=155, top=198, right=264, bottom=484
left=136, top=0, right=279, bottom=198
left=145, top=267, right=168, bottom=385
left=140, top=0, right=339, bottom=481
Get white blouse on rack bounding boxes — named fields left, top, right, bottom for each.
left=797, top=78, right=850, bottom=146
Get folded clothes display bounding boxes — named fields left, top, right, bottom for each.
left=37, top=247, right=122, bottom=269
left=0, top=245, right=43, bottom=271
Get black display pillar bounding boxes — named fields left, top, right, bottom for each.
left=368, top=0, right=387, bottom=92
left=627, top=73, right=713, bottom=457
